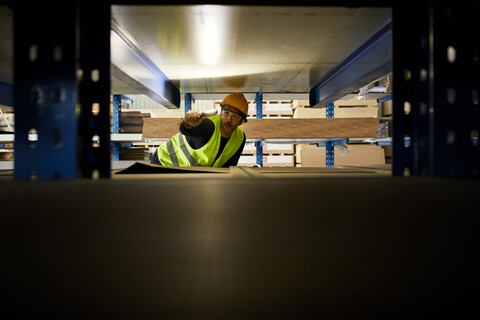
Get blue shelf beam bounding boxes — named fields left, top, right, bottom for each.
left=309, top=21, right=392, bottom=107
left=111, top=20, right=180, bottom=109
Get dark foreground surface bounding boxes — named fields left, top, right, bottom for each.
left=1, top=175, right=479, bottom=318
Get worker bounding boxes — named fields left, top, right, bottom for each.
left=150, top=92, right=248, bottom=167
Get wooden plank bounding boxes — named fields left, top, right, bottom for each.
left=143, top=118, right=379, bottom=139
left=241, top=118, right=379, bottom=139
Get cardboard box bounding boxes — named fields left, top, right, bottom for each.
left=296, top=144, right=385, bottom=167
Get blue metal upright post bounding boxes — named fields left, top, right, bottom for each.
left=326, top=102, right=334, bottom=118
left=112, top=95, right=122, bottom=161
left=13, top=1, right=77, bottom=180
left=255, top=92, right=263, bottom=118
left=392, top=2, right=480, bottom=176
left=325, top=102, right=335, bottom=167
left=325, top=141, right=334, bottom=167
left=255, top=92, right=263, bottom=167
left=78, top=1, right=111, bottom=178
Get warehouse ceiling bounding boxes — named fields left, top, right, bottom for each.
left=111, top=5, right=392, bottom=99
left=0, top=5, right=392, bottom=106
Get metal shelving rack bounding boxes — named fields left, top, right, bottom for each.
left=2, top=3, right=479, bottom=318
left=3, top=1, right=479, bottom=179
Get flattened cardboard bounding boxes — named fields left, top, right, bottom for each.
left=115, top=162, right=229, bottom=174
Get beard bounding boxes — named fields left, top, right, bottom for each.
left=221, top=121, right=235, bottom=137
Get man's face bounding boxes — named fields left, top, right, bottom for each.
left=220, top=106, right=244, bottom=137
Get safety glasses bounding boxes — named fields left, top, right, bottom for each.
left=221, top=108, right=243, bottom=122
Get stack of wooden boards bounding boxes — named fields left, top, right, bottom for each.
left=0, top=106, right=14, bottom=133
left=116, top=111, right=151, bottom=161
left=119, top=146, right=151, bottom=161
left=119, top=111, right=151, bottom=133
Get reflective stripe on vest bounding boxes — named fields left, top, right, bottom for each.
left=166, top=139, right=179, bottom=166
left=178, top=134, right=200, bottom=166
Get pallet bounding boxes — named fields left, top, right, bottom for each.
left=247, top=102, right=293, bottom=117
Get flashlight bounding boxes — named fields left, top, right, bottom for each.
left=201, top=109, right=218, bottom=117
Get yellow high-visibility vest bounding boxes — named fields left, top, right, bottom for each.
left=156, top=115, right=244, bottom=167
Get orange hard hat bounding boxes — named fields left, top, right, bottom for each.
left=220, top=92, right=249, bottom=117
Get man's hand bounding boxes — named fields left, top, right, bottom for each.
left=184, top=110, right=205, bottom=128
